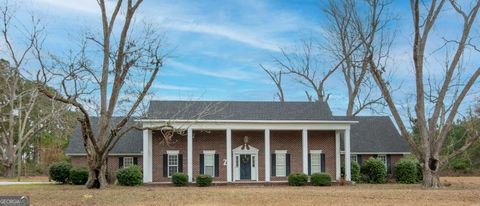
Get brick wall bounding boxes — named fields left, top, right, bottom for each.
left=231, top=130, right=265, bottom=181
left=270, top=130, right=302, bottom=181
left=152, top=131, right=188, bottom=182
left=192, top=130, right=227, bottom=181
left=308, top=131, right=336, bottom=178
left=70, top=155, right=142, bottom=183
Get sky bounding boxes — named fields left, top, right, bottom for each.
left=4, top=0, right=480, bottom=117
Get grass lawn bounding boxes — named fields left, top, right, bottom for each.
left=0, top=177, right=479, bottom=206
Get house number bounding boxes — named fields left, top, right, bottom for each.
left=223, top=159, right=227, bottom=166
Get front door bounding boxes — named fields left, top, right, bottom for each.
left=240, top=154, right=251, bottom=180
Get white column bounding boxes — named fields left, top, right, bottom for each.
left=142, top=129, right=152, bottom=182
left=345, top=128, right=351, bottom=181
left=264, top=129, right=271, bottom=182
left=335, top=130, right=341, bottom=180
left=302, top=129, right=308, bottom=174
left=226, top=128, right=232, bottom=182
left=187, top=128, right=193, bottom=182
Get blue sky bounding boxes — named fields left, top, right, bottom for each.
left=9, top=0, right=480, bottom=116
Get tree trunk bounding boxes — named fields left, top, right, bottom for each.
left=3, top=164, right=14, bottom=178
left=85, top=153, right=107, bottom=189
left=421, top=157, right=441, bottom=188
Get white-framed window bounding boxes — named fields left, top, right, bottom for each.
left=123, top=157, right=134, bottom=168
left=350, top=155, right=358, bottom=163
left=377, top=155, right=387, bottom=168
left=275, top=150, right=287, bottom=177
left=167, top=150, right=179, bottom=177
left=203, top=150, right=215, bottom=177
left=310, top=150, right=322, bottom=174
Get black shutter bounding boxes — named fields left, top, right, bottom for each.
left=214, top=154, right=219, bottom=177
left=308, top=153, right=311, bottom=175
left=163, top=154, right=168, bottom=177
left=133, top=157, right=138, bottom=165
left=199, top=154, right=204, bottom=174
left=373, top=154, right=378, bottom=158
left=321, top=154, right=326, bottom=173
left=178, top=154, right=183, bottom=173
left=357, top=154, right=363, bottom=166
left=119, top=157, right=124, bottom=169
left=387, top=155, right=392, bottom=174
left=271, top=154, right=276, bottom=176
left=286, top=154, right=291, bottom=176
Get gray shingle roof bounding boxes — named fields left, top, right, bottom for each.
left=146, top=100, right=334, bottom=120
left=340, top=116, right=411, bottom=153
left=65, top=117, right=143, bottom=154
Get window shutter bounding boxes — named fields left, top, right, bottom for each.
left=119, top=157, right=124, bottom=169
left=373, top=154, right=378, bottom=158
left=178, top=154, right=183, bottom=173
left=163, top=154, right=168, bottom=177
left=214, top=154, right=219, bottom=177
left=133, top=157, right=138, bottom=165
left=286, top=154, right=291, bottom=176
left=271, top=154, right=276, bottom=176
left=321, top=154, right=325, bottom=173
left=387, top=155, right=392, bottom=175
left=357, top=154, right=363, bottom=166
left=308, top=153, right=311, bottom=175
left=199, top=154, right=204, bottom=174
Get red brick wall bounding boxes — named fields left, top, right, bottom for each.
left=308, top=131, right=336, bottom=178
left=152, top=131, right=188, bottom=182
left=270, top=130, right=302, bottom=181
left=70, top=155, right=142, bottom=183
left=192, top=130, right=227, bottom=181
left=231, top=130, right=265, bottom=181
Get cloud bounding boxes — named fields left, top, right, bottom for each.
left=151, top=83, right=199, bottom=91
left=168, top=61, right=258, bottom=81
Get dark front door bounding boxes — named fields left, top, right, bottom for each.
left=240, top=154, right=251, bottom=180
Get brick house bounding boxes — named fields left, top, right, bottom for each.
left=66, top=101, right=410, bottom=183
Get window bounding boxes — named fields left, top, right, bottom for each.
left=123, top=157, right=134, bottom=168
left=204, top=153, right=215, bottom=177
left=350, top=155, right=358, bottom=163
left=377, top=155, right=387, bottom=168
left=168, top=154, right=178, bottom=177
left=275, top=150, right=287, bottom=177
left=311, top=153, right=322, bottom=174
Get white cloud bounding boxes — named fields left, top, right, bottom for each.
left=168, top=61, right=258, bottom=81
left=152, top=83, right=199, bottom=91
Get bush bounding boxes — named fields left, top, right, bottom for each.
left=310, top=173, right=331, bottom=186
left=416, top=161, right=423, bottom=182
left=450, top=158, right=470, bottom=171
left=49, top=162, right=72, bottom=184
left=341, top=162, right=361, bottom=182
left=69, top=167, right=89, bottom=185
left=116, top=165, right=143, bottom=186
left=196, top=175, right=213, bottom=187
left=395, top=158, right=419, bottom=184
left=172, top=173, right=188, bottom=186
left=361, top=157, right=386, bottom=184
left=288, top=173, right=308, bottom=186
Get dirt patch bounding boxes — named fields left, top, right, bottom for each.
left=0, top=177, right=479, bottom=206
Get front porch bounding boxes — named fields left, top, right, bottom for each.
left=140, top=120, right=355, bottom=183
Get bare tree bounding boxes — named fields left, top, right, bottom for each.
left=37, top=0, right=165, bottom=189
left=260, top=64, right=285, bottom=102
left=0, top=4, right=63, bottom=178
left=367, top=0, right=480, bottom=188
left=324, top=0, right=390, bottom=116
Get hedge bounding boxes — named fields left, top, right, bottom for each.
left=196, top=175, right=213, bottom=187
left=361, top=157, right=386, bottom=184
left=116, top=165, right=143, bottom=186
left=395, top=158, right=419, bottom=184
left=172, top=173, right=188, bottom=186
left=69, top=167, right=89, bottom=185
left=310, top=173, right=331, bottom=186
left=49, top=162, right=72, bottom=184
left=288, top=173, right=308, bottom=186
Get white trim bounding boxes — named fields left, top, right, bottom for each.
left=232, top=145, right=259, bottom=181
left=203, top=153, right=216, bottom=177
left=309, top=150, right=322, bottom=154
left=187, top=128, right=193, bottom=182
left=335, top=130, right=341, bottom=180
left=167, top=150, right=179, bottom=155
left=344, top=128, right=351, bottom=181
left=274, top=150, right=287, bottom=154
left=302, top=129, right=308, bottom=174
left=264, top=129, right=270, bottom=182
left=123, top=157, right=134, bottom=168
left=340, top=152, right=411, bottom=155
left=203, top=150, right=216, bottom=154
left=226, top=129, right=232, bottom=182
left=138, top=119, right=358, bottom=124
left=142, top=121, right=353, bottom=131
left=143, top=129, right=152, bottom=183
left=275, top=153, right=287, bottom=177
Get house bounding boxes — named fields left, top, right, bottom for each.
left=65, top=100, right=410, bottom=183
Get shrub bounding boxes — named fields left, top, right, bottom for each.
left=172, top=173, right=188, bottom=186
left=196, top=175, right=213, bottom=187
left=416, top=161, right=423, bottom=182
left=395, top=158, right=419, bottom=184
left=450, top=158, right=470, bottom=171
left=361, top=157, right=386, bottom=184
left=49, top=162, right=72, bottom=184
left=116, top=165, right=143, bottom=186
left=341, top=162, right=361, bottom=182
left=310, top=173, right=331, bottom=186
left=288, top=173, right=308, bottom=186
left=69, top=167, right=89, bottom=185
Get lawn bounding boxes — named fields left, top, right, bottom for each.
left=0, top=177, right=479, bottom=206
